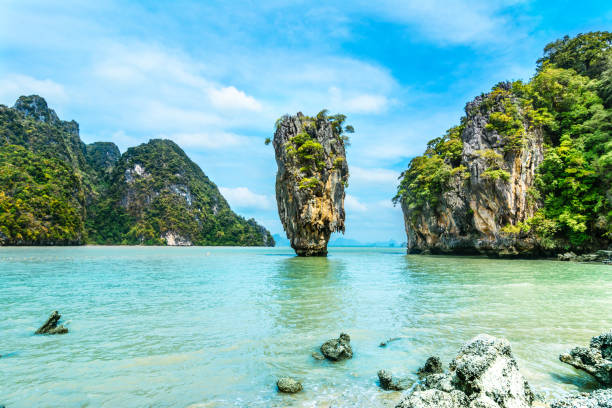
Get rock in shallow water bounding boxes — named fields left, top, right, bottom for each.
left=417, top=356, right=444, bottom=377
left=35, top=311, right=68, bottom=335
left=378, top=369, right=412, bottom=391
left=276, top=377, right=303, bottom=393
left=559, top=330, right=612, bottom=386
left=272, top=112, right=349, bottom=257
left=320, top=333, right=353, bottom=361
left=396, top=334, right=534, bottom=408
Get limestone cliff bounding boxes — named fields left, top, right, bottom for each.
left=273, top=111, right=350, bottom=256
left=397, top=83, right=545, bottom=256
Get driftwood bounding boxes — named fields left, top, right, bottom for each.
left=35, top=311, right=68, bottom=335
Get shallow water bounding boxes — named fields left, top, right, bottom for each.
left=0, top=246, right=610, bottom=407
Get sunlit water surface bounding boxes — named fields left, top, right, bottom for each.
left=1, top=246, right=610, bottom=407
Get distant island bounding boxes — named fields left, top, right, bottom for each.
left=394, top=32, right=611, bottom=257
left=0, top=96, right=274, bottom=246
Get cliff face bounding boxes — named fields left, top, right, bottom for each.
left=273, top=112, right=349, bottom=256
left=400, top=84, right=544, bottom=256
left=92, top=139, right=274, bottom=246
left=0, top=96, right=274, bottom=247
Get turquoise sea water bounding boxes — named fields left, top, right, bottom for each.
left=0, top=246, right=610, bottom=407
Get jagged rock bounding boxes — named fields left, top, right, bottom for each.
left=550, top=389, right=612, bottom=408
left=559, top=330, right=612, bottom=385
left=558, top=252, right=577, bottom=261
left=378, top=369, right=412, bottom=391
left=311, top=352, right=325, bottom=360
left=418, top=356, right=444, bottom=377
left=273, top=112, right=349, bottom=256
left=399, top=84, right=545, bottom=256
left=320, top=333, right=353, bottom=361
left=396, top=334, right=534, bottom=408
left=276, top=377, right=302, bottom=393
left=35, top=311, right=68, bottom=335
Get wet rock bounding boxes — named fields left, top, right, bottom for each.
left=417, top=356, right=444, bottom=377
left=320, top=333, right=353, bottom=361
left=311, top=352, right=325, bottom=360
left=396, top=334, right=534, bottom=408
left=550, top=389, right=612, bottom=408
left=558, top=252, right=577, bottom=261
left=559, top=330, right=612, bottom=385
left=378, top=369, right=412, bottom=391
left=273, top=112, right=350, bottom=256
left=276, top=377, right=302, bottom=393
left=35, top=311, right=68, bottom=335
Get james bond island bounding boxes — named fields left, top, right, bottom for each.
left=272, top=110, right=351, bottom=256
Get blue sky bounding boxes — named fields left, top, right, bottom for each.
left=1, top=0, right=610, bottom=242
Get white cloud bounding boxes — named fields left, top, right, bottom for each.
left=345, top=194, right=368, bottom=212
left=167, top=131, right=250, bottom=149
left=351, top=166, right=400, bottom=183
left=219, top=187, right=273, bottom=210
left=0, top=74, right=67, bottom=104
left=208, top=86, right=262, bottom=111
left=356, top=0, right=528, bottom=45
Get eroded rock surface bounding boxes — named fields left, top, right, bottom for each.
left=399, top=84, right=545, bottom=256
left=550, top=389, right=612, bottom=408
left=396, top=334, right=534, bottom=408
left=276, top=377, right=303, bottom=393
left=273, top=112, right=349, bottom=256
left=35, top=311, right=68, bottom=335
left=418, top=356, right=444, bottom=377
left=320, top=333, right=353, bottom=361
left=560, top=331, right=612, bottom=386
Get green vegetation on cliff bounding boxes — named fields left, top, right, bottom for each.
left=0, top=96, right=274, bottom=246
left=89, top=139, right=274, bottom=246
left=395, top=32, right=611, bottom=252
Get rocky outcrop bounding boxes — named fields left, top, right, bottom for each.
left=273, top=112, right=349, bottom=256
left=276, top=377, right=303, bottom=393
left=35, top=311, right=68, bottom=335
left=396, top=334, right=534, bottom=408
left=378, top=369, right=412, bottom=391
left=550, top=389, right=612, bottom=408
left=320, top=333, right=353, bottom=361
left=418, top=356, right=444, bottom=377
left=559, top=331, right=612, bottom=386
left=399, top=83, right=545, bottom=256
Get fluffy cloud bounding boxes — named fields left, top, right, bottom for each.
left=345, top=194, right=368, bottom=212
left=208, top=86, right=262, bottom=111
left=219, top=187, right=273, bottom=210
left=0, top=74, right=67, bottom=105
left=350, top=166, right=400, bottom=183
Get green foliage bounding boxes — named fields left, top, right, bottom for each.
left=0, top=145, right=85, bottom=244
left=90, top=139, right=274, bottom=246
left=0, top=98, right=274, bottom=247
left=396, top=32, right=611, bottom=251
left=537, top=31, right=612, bottom=78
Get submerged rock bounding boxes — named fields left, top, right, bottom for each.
left=276, top=377, right=303, bottom=393
left=559, top=330, right=612, bottom=386
left=417, top=356, right=444, bottom=377
left=396, top=334, right=534, bottom=408
left=311, top=352, right=325, bottom=360
left=35, top=311, right=68, bottom=335
left=272, top=111, right=350, bottom=256
left=380, top=337, right=402, bottom=347
left=320, top=333, right=353, bottom=361
left=550, top=389, right=612, bottom=408
left=378, top=369, right=412, bottom=391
